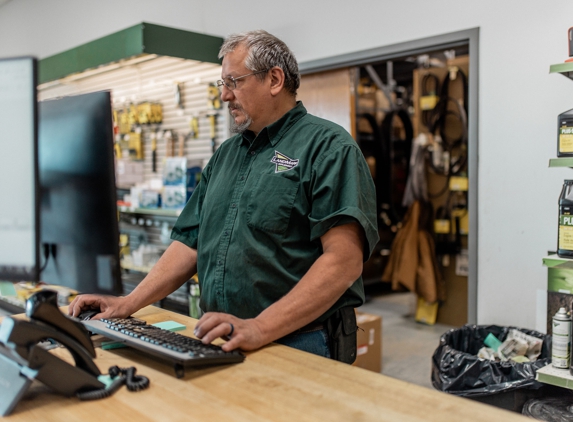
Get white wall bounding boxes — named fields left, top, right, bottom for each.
left=2, top=0, right=573, bottom=330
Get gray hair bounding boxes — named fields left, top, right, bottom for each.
left=219, top=30, right=300, bottom=96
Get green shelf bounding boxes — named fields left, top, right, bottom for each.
left=549, top=157, right=573, bottom=167
left=537, top=365, right=573, bottom=390
left=550, top=62, right=573, bottom=80
left=543, top=254, right=573, bottom=267
left=543, top=254, right=573, bottom=293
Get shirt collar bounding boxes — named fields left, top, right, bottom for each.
left=241, top=101, right=307, bottom=147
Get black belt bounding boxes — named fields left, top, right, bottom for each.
left=279, top=320, right=325, bottom=339
left=294, top=320, right=325, bottom=334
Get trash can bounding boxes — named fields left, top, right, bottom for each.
left=432, top=324, right=555, bottom=413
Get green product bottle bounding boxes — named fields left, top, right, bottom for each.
left=558, top=180, right=573, bottom=258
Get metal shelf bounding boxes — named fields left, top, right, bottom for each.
left=550, top=61, right=573, bottom=81
left=536, top=364, right=573, bottom=389
left=121, top=259, right=154, bottom=274
left=118, top=205, right=181, bottom=218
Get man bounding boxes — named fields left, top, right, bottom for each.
left=69, top=30, right=378, bottom=362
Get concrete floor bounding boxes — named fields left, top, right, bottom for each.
left=358, top=290, right=455, bottom=389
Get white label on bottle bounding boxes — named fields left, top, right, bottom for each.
left=552, top=318, right=571, bottom=368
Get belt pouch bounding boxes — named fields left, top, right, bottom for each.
left=326, top=307, right=358, bottom=364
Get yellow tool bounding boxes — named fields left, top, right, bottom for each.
left=127, top=130, right=143, bottom=160
left=207, top=83, right=221, bottom=110
left=189, top=116, right=199, bottom=139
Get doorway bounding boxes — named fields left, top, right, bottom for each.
left=298, top=28, right=479, bottom=325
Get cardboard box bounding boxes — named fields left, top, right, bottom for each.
left=353, top=312, right=382, bottom=373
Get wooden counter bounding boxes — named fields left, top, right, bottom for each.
left=3, top=306, right=529, bottom=421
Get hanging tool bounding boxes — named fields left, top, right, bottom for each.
left=178, top=132, right=185, bottom=157
left=189, top=116, right=199, bottom=139
left=175, top=82, right=184, bottom=110
left=151, top=131, right=157, bottom=172
left=164, top=130, right=174, bottom=157
left=207, top=113, right=217, bottom=153
left=207, top=83, right=222, bottom=110
left=206, top=83, right=222, bottom=153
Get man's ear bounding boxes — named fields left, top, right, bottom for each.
left=269, top=67, right=285, bottom=96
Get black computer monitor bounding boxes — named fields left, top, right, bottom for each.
left=0, top=57, right=40, bottom=282
left=39, top=91, right=123, bottom=295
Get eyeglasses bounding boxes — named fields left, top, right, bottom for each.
left=216, top=69, right=269, bottom=91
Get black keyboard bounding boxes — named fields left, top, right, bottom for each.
left=82, top=318, right=244, bottom=378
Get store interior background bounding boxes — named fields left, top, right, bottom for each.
left=1, top=0, right=573, bottom=387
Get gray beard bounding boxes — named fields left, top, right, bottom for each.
left=229, top=109, right=253, bottom=133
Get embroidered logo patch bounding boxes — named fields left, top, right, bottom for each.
left=271, top=151, right=299, bottom=173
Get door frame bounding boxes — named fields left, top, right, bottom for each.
left=299, top=28, right=480, bottom=324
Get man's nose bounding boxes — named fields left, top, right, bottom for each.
left=219, top=85, right=233, bottom=102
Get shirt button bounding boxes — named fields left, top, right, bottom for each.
left=218, top=260, right=222, bottom=265
left=231, top=203, right=236, bottom=208
left=240, top=176, right=245, bottom=180
left=250, top=151, right=256, bottom=156
left=224, top=231, right=229, bottom=236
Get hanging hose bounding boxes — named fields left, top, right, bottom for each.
left=420, top=73, right=441, bottom=130
left=425, top=68, right=469, bottom=179
left=357, top=113, right=385, bottom=227
left=380, top=108, right=414, bottom=225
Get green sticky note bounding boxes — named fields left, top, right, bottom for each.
left=152, top=321, right=186, bottom=331
left=0, top=282, right=17, bottom=297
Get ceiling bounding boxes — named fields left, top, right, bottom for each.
left=0, top=0, right=12, bottom=7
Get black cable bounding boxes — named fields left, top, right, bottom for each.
left=380, top=108, right=414, bottom=225
left=425, top=69, right=469, bottom=178
left=76, top=366, right=150, bottom=401
left=427, top=69, right=467, bottom=141
left=38, top=243, right=51, bottom=272
left=427, top=173, right=451, bottom=199
left=420, top=73, right=440, bottom=129
left=357, top=113, right=385, bottom=228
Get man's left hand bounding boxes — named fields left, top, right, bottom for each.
left=194, top=312, right=266, bottom=352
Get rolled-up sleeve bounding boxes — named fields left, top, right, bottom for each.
left=170, top=164, right=211, bottom=249
left=308, top=143, right=379, bottom=261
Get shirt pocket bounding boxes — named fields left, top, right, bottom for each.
left=246, top=174, right=299, bottom=234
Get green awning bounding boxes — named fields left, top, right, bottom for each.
left=39, top=22, right=223, bottom=84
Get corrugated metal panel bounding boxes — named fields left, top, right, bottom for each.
left=39, top=55, right=227, bottom=184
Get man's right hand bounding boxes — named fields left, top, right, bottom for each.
left=68, top=294, right=133, bottom=320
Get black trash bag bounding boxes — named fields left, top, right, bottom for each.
left=432, top=324, right=552, bottom=397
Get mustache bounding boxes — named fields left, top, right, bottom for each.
left=228, top=103, right=243, bottom=112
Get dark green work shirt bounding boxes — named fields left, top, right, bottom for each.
left=171, top=102, right=379, bottom=321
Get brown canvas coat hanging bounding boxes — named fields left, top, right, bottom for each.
left=382, top=200, right=445, bottom=303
